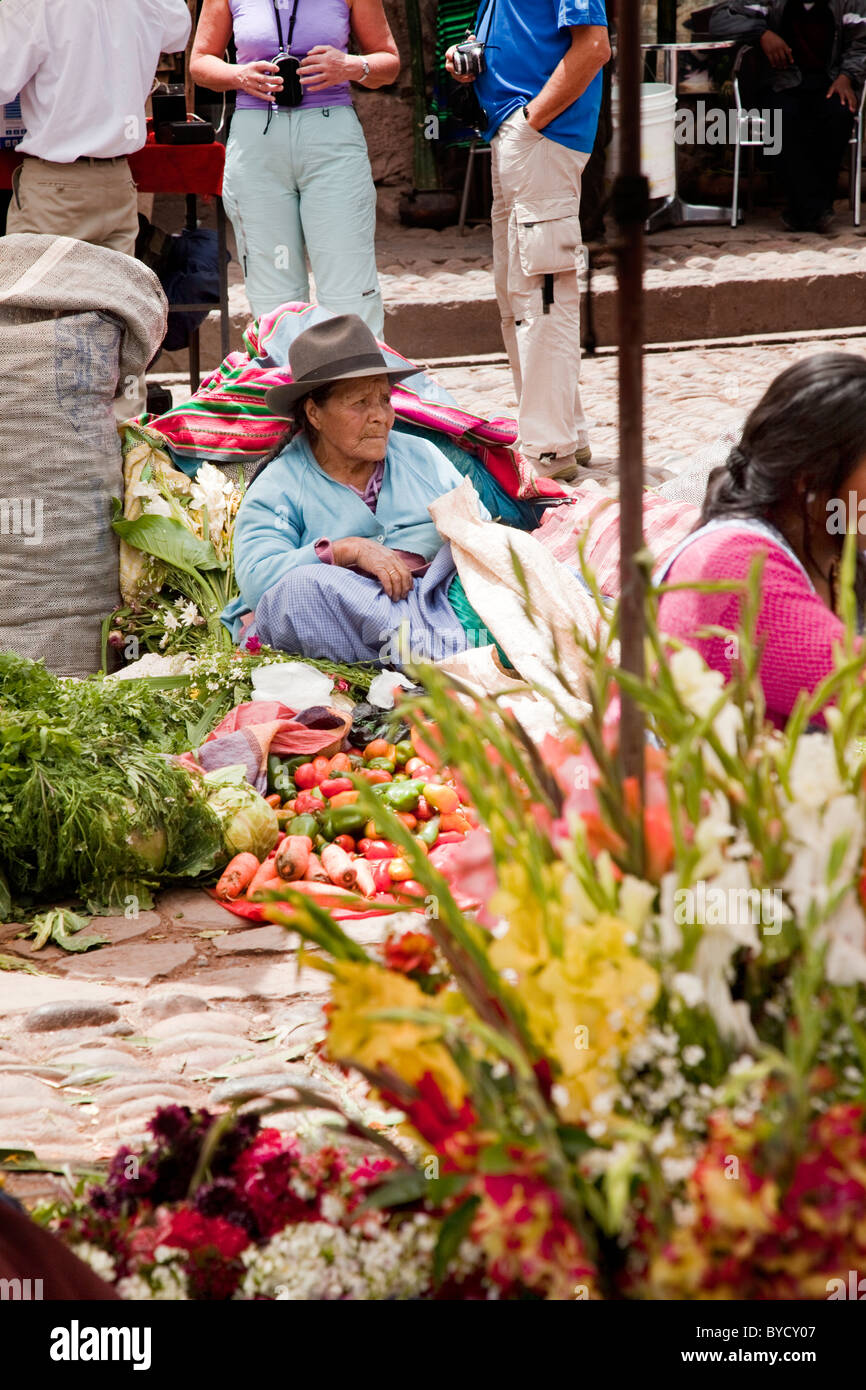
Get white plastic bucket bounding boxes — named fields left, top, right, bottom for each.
left=609, top=82, right=677, bottom=201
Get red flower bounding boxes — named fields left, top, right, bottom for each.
left=383, top=930, right=437, bottom=977
left=388, top=1072, right=478, bottom=1153
left=165, top=1208, right=250, bottom=1259
left=244, top=633, right=262, bottom=654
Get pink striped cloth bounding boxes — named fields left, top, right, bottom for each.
left=532, top=484, right=699, bottom=595
left=145, top=301, right=568, bottom=505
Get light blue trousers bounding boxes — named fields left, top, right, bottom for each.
left=222, top=106, right=383, bottom=334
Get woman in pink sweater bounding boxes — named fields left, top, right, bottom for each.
left=657, top=353, right=866, bottom=727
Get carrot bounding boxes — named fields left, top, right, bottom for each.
left=304, top=852, right=330, bottom=883
left=215, top=852, right=260, bottom=901
left=320, top=842, right=357, bottom=888
left=275, top=835, right=312, bottom=882
left=350, top=858, right=376, bottom=898
left=271, top=880, right=361, bottom=908
left=246, top=854, right=282, bottom=898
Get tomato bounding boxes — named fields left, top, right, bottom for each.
left=356, top=838, right=373, bottom=855
left=388, top=858, right=413, bottom=882
left=364, top=739, right=397, bottom=763
left=329, top=753, right=352, bottom=773
left=311, top=756, right=332, bottom=785
left=294, top=788, right=325, bottom=814
left=404, top=757, right=427, bottom=777
left=423, top=783, right=460, bottom=815
left=395, top=879, right=427, bottom=900
left=394, top=740, right=415, bottom=767
left=413, top=796, right=433, bottom=821
left=439, top=811, right=470, bottom=833
left=294, top=763, right=317, bottom=790
left=358, top=768, right=392, bottom=786
left=369, top=861, right=394, bottom=894
left=434, top=831, right=465, bottom=846
left=334, top=835, right=356, bottom=854
left=327, top=789, right=360, bottom=808
left=396, top=812, right=417, bottom=831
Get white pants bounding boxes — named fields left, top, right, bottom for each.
left=491, top=112, right=590, bottom=462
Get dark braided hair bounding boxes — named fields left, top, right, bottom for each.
left=699, top=352, right=866, bottom=611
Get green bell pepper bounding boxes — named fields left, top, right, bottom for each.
left=320, top=803, right=370, bottom=839
left=372, top=778, right=426, bottom=813
left=287, top=813, right=319, bottom=839
left=417, top=814, right=441, bottom=848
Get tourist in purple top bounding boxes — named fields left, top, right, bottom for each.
left=191, top=1, right=399, bottom=331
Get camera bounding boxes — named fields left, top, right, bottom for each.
left=272, top=50, right=304, bottom=108
left=452, top=32, right=486, bottom=79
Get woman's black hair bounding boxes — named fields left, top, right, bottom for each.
left=245, top=381, right=338, bottom=490
left=699, top=352, right=866, bottom=606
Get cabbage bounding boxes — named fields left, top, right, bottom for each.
left=204, top=768, right=279, bottom=861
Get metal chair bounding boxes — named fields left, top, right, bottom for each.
left=458, top=137, right=492, bottom=235
left=731, top=41, right=866, bottom=227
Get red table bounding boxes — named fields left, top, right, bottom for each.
left=0, top=133, right=230, bottom=389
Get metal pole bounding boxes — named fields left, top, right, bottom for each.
left=612, top=0, right=648, bottom=787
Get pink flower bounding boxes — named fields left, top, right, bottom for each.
left=165, top=1207, right=250, bottom=1259
left=429, top=828, right=498, bottom=926
left=244, top=633, right=262, bottom=655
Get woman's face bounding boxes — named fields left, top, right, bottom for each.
left=306, top=375, right=395, bottom=466
left=809, top=450, right=866, bottom=544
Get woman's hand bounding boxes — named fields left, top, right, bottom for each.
left=332, top=538, right=414, bottom=600
left=299, top=45, right=355, bottom=91
left=234, top=60, right=283, bottom=97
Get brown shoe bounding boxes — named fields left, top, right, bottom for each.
left=533, top=446, right=592, bottom=482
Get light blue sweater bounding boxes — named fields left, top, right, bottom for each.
left=222, top=430, right=473, bottom=638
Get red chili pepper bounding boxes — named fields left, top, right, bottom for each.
left=358, top=768, right=392, bottom=786
left=414, top=796, right=434, bottom=821
left=321, top=777, right=354, bottom=798
left=369, top=861, right=394, bottom=893
left=363, top=840, right=399, bottom=860
left=434, top=831, right=465, bottom=846
left=264, top=793, right=282, bottom=809
left=333, top=834, right=356, bottom=854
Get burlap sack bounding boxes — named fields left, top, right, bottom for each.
left=0, top=235, right=167, bottom=675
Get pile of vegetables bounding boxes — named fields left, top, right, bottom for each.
left=215, top=737, right=474, bottom=910
left=0, top=656, right=281, bottom=918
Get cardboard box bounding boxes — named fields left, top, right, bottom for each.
left=1, top=97, right=26, bottom=150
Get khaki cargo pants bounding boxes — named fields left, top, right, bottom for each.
left=491, top=111, right=590, bottom=468
left=8, top=156, right=146, bottom=419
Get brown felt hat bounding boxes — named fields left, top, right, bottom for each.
left=265, top=314, right=418, bottom=417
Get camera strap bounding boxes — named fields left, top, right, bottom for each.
left=272, top=0, right=301, bottom=54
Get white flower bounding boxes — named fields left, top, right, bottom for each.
left=618, top=875, right=656, bottom=932
left=819, top=891, right=866, bottom=985
left=788, top=734, right=844, bottom=808
left=682, top=1044, right=706, bottom=1067
left=176, top=600, right=200, bottom=628
left=163, top=610, right=180, bottom=631
left=669, top=647, right=743, bottom=756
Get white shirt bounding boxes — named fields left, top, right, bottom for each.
left=0, top=0, right=192, bottom=162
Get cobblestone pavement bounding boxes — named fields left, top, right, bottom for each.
left=0, top=895, right=405, bottom=1201
left=214, top=200, right=866, bottom=352
left=375, top=201, right=866, bottom=311
left=10, top=326, right=866, bottom=1196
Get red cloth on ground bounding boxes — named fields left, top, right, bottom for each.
left=658, top=528, right=857, bottom=727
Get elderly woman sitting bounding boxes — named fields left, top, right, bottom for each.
left=222, top=315, right=491, bottom=664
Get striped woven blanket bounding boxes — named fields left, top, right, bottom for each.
left=141, top=302, right=568, bottom=509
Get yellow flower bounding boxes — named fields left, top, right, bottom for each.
left=327, top=960, right=466, bottom=1107
left=490, top=859, right=659, bottom=1123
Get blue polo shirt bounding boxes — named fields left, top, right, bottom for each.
left=474, top=0, right=608, bottom=152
